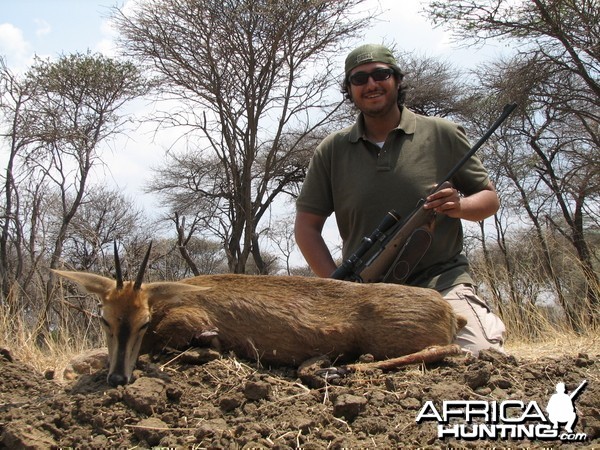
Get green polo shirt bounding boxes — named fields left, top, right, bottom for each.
left=296, top=107, right=491, bottom=290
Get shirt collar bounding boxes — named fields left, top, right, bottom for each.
left=348, top=106, right=417, bottom=143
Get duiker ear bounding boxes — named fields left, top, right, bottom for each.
left=52, top=269, right=115, bottom=296
left=144, top=281, right=211, bottom=303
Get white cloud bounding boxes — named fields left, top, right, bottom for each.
left=0, top=23, right=31, bottom=70
left=95, top=38, right=117, bottom=57
left=356, top=0, right=500, bottom=69
left=361, top=0, right=449, bottom=52
left=33, top=18, right=51, bottom=37
left=91, top=1, right=122, bottom=57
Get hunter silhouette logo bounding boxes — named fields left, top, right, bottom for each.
left=416, top=379, right=588, bottom=442
left=546, top=380, right=587, bottom=433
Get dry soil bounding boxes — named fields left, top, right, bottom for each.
left=0, top=346, right=598, bottom=449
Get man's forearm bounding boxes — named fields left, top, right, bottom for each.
left=459, top=188, right=500, bottom=222
left=294, top=212, right=337, bottom=277
left=296, top=233, right=337, bottom=277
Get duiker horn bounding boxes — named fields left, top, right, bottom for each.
left=114, top=241, right=124, bottom=290
left=134, top=242, right=152, bottom=290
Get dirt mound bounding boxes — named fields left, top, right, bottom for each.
left=1, top=348, right=598, bottom=448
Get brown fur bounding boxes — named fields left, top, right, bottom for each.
left=54, top=270, right=466, bottom=385
left=145, top=274, right=466, bottom=365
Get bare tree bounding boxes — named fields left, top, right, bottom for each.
left=426, top=0, right=599, bottom=99
left=59, top=185, right=149, bottom=272
left=0, top=59, right=37, bottom=302
left=267, top=218, right=297, bottom=275
left=0, top=53, right=149, bottom=337
left=398, top=52, right=472, bottom=118
left=172, top=212, right=202, bottom=276
left=470, top=55, right=599, bottom=328
left=114, top=0, right=374, bottom=273
left=426, top=0, right=599, bottom=325
left=23, top=53, right=148, bottom=273
left=148, top=235, right=227, bottom=280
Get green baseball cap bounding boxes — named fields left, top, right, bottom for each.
left=344, top=44, right=402, bottom=77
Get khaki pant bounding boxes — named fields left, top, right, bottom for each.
left=441, top=284, right=506, bottom=356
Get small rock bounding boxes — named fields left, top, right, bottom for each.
left=319, top=429, right=338, bottom=441
left=1, top=421, right=57, bottom=449
left=194, top=418, right=228, bottom=440
left=242, top=401, right=258, bottom=415
left=575, top=354, right=592, bottom=367
left=243, top=381, right=271, bottom=400
left=123, top=377, right=167, bottom=415
left=179, top=348, right=221, bottom=364
left=89, top=434, right=109, bottom=448
left=63, top=348, right=108, bottom=380
left=478, top=348, right=518, bottom=365
left=166, top=385, right=183, bottom=402
left=475, top=386, right=492, bottom=396
left=404, top=385, right=423, bottom=401
left=492, top=387, right=507, bottom=398
left=490, top=375, right=512, bottom=389
left=399, top=397, right=421, bottom=410
left=133, top=417, right=168, bottom=447
left=333, top=394, right=367, bottom=421
left=293, top=417, right=314, bottom=433
left=464, top=364, right=491, bottom=389
left=368, top=390, right=386, bottom=406
left=220, top=395, right=242, bottom=412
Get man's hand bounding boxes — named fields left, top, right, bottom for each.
left=424, top=185, right=462, bottom=218
left=424, top=181, right=499, bottom=222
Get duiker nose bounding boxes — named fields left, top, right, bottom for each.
left=108, top=372, right=128, bottom=387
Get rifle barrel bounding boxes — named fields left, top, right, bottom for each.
left=434, top=103, right=517, bottom=191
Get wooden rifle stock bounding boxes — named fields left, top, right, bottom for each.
left=358, top=183, right=451, bottom=283
left=331, top=103, right=518, bottom=284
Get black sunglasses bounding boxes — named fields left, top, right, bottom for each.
left=348, top=68, right=395, bottom=86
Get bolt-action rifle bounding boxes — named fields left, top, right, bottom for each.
left=331, top=103, right=518, bottom=284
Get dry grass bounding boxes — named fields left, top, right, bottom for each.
left=0, top=304, right=99, bottom=376
left=506, top=332, right=600, bottom=359
left=0, top=331, right=97, bottom=376
left=498, top=288, right=600, bottom=360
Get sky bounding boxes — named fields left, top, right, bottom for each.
left=0, top=0, right=501, bottom=68
left=0, top=0, right=505, bottom=267
left=0, top=0, right=119, bottom=67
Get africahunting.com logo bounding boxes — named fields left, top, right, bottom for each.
left=416, top=379, right=588, bottom=442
